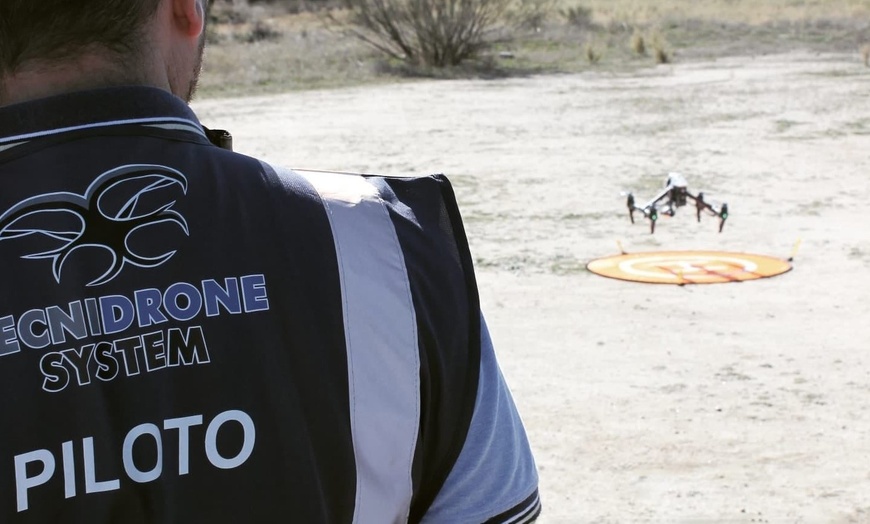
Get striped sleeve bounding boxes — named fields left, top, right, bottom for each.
left=421, top=317, right=541, bottom=523
left=484, top=490, right=542, bottom=524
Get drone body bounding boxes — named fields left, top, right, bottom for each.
left=626, top=173, right=728, bottom=233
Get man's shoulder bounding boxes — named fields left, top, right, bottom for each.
left=281, top=168, right=467, bottom=255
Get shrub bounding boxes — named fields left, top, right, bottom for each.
left=338, top=0, right=513, bottom=67
left=651, top=32, right=670, bottom=64
left=584, top=42, right=601, bottom=63
left=561, top=4, right=593, bottom=29
left=654, top=45, right=670, bottom=64
left=244, top=20, right=283, bottom=43
left=630, top=30, right=646, bottom=55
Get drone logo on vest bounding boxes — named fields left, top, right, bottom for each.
left=0, top=165, right=189, bottom=286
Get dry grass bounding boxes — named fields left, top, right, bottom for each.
left=650, top=31, right=670, bottom=64
left=200, top=11, right=385, bottom=97
left=584, top=42, right=602, bottom=63
left=561, top=4, right=594, bottom=28
left=653, top=45, right=670, bottom=64
left=549, top=0, right=870, bottom=25
left=198, top=0, right=870, bottom=98
left=630, top=30, right=646, bottom=55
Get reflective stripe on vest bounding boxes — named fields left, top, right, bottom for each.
left=294, top=168, right=420, bottom=524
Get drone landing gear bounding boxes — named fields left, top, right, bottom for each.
left=626, top=192, right=658, bottom=234
left=718, top=203, right=729, bottom=233
left=696, top=192, right=728, bottom=232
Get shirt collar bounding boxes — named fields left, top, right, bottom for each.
left=0, top=86, right=208, bottom=149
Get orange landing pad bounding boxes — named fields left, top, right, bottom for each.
left=587, top=250, right=792, bottom=284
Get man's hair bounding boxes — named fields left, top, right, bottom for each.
left=0, top=0, right=162, bottom=74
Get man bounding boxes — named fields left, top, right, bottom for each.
left=0, top=0, right=540, bottom=522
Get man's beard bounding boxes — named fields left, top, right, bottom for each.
left=184, top=32, right=207, bottom=103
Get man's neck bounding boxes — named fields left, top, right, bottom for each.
left=0, top=53, right=168, bottom=107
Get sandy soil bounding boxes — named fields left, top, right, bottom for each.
left=194, top=52, right=870, bottom=523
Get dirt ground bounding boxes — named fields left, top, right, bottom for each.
left=194, top=52, right=870, bottom=523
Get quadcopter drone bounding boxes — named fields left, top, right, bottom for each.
left=626, top=173, right=728, bottom=234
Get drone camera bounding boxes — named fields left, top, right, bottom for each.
left=671, top=185, right=688, bottom=208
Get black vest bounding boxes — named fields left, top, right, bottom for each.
left=0, top=88, right=480, bottom=523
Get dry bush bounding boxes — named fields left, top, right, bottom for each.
left=654, top=46, right=670, bottom=63
left=584, top=42, right=601, bottom=63
left=561, top=4, right=593, bottom=29
left=630, top=29, right=646, bottom=55
left=337, top=0, right=513, bottom=67
left=651, top=32, right=670, bottom=63
left=862, top=44, right=870, bottom=67
left=244, top=20, right=284, bottom=42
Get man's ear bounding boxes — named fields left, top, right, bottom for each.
left=171, top=0, right=205, bottom=39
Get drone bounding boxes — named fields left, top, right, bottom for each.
left=626, top=173, right=728, bottom=233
